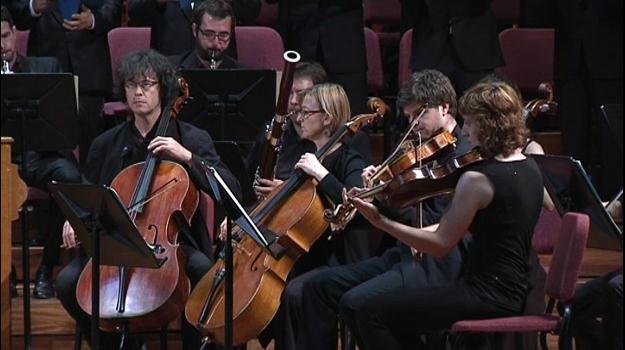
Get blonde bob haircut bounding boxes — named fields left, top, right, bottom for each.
left=305, top=83, right=351, bottom=134
left=459, top=81, right=529, bottom=159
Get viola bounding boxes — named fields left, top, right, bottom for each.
left=325, top=129, right=457, bottom=230
left=76, top=79, right=196, bottom=334
left=379, top=148, right=483, bottom=209
left=184, top=98, right=387, bottom=346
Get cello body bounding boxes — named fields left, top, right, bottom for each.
left=185, top=179, right=328, bottom=345
left=76, top=161, right=198, bottom=333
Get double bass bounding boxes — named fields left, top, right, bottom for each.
left=76, top=79, right=195, bottom=334
left=185, top=98, right=388, bottom=345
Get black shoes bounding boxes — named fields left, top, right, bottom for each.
left=33, top=264, right=55, bottom=299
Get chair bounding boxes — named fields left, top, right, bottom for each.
left=364, top=27, right=384, bottom=95
left=104, top=27, right=152, bottom=119
left=532, top=208, right=562, bottom=255
left=235, top=26, right=284, bottom=71
left=496, top=28, right=555, bottom=98
left=398, top=29, right=413, bottom=89
left=363, top=0, right=401, bottom=49
left=450, top=212, right=590, bottom=350
left=16, top=30, right=29, bottom=56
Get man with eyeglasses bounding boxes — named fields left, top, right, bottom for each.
left=55, top=49, right=241, bottom=349
left=128, top=0, right=259, bottom=57
left=169, top=0, right=243, bottom=70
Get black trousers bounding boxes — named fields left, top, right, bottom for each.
left=16, top=152, right=81, bottom=267
left=274, top=244, right=464, bottom=350
left=55, top=243, right=213, bottom=350
left=353, top=282, right=516, bottom=350
left=567, top=268, right=623, bottom=350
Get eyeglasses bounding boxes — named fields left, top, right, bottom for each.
left=197, top=27, right=231, bottom=42
left=124, top=80, right=159, bottom=92
left=300, top=110, right=324, bottom=120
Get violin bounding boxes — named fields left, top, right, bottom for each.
left=76, top=79, right=195, bottom=334
left=379, top=148, right=483, bottom=209
left=184, top=98, right=387, bottom=346
left=325, top=129, right=457, bottom=230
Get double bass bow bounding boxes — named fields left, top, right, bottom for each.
left=76, top=79, right=196, bottom=334
left=185, top=98, right=387, bottom=346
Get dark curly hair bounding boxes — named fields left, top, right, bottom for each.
left=459, top=81, right=528, bottom=158
left=116, top=49, right=179, bottom=108
left=397, top=69, right=457, bottom=117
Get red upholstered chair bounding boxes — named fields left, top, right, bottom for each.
left=532, top=208, right=562, bottom=255
left=16, top=30, right=29, bottom=56
left=450, top=212, right=590, bottom=350
left=398, top=29, right=413, bottom=89
left=104, top=27, right=152, bottom=119
left=254, top=0, right=278, bottom=28
left=235, top=26, right=284, bottom=71
left=363, top=0, right=401, bottom=49
left=496, top=28, right=555, bottom=98
left=364, top=27, right=384, bottom=95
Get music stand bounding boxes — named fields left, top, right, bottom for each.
left=214, top=141, right=256, bottom=206
left=177, top=69, right=276, bottom=144
left=48, top=182, right=165, bottom=350
left=532, top=154, right=623, bottom=250
left=198, top=162, right=275, bottom=350
left=1, top=73, right=78, bottom=350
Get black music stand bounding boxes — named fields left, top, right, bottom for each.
left=199, top=162, right=275, bottom=350
left=48, top=182, right=165, bottom=350
left=532, top=154, right=623, bottom=250
left=214, top=141, right=256, bottom=207
left=1, top=73, right=78, bottom=350
left=178, top=69, right=276, bottom=144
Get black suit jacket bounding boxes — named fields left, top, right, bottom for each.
left=267, top=0, right=366, bottom=74
left=10, top=0, right=122, bottom=93
left=551, top=0, right=623, bottom=80
left=410, top=0, right=503, bottom=72
left=127, top=0, right=260, bottom=56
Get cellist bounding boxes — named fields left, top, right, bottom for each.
left=285, top=70, right=474, bottom=350
left=55, top=49, right=240, bottom=349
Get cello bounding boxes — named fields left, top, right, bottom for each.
left=76, top=79, right=196, bottom=334
left=185, top=98, right=387, bottom=346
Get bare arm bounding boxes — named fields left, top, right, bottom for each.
left=351, top=170, right=493, bottom=257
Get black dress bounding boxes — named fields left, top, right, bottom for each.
left=354, top=157, right=544, bottom=350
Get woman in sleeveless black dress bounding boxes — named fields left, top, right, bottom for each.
left=346, top=81, right=545, bottom=350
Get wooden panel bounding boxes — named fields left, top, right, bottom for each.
left=2, top=137, right=27, bottom=350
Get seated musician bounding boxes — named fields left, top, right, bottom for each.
left=169, top=0, right=242, bottom=70
left=248, top=83, right=369, bottom=349
left=278, top=69, right=473, bottom=350
left=345, top=81, right=544, bottom=349
left=247, top=61, right=373, bottom=193
left=1, top=6, right=82, bottom=299
left=565, top=195, right=622, bottom=350
left=55, top=49, right=240, bottom=349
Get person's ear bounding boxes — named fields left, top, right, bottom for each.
left=192, top=23, right=197, bottom=38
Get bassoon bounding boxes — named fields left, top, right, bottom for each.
left=255, top=50, right=301, bottom=180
